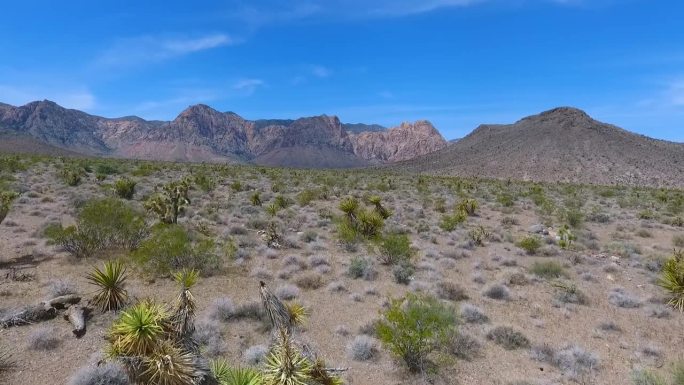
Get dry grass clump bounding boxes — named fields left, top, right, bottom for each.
left=486, top=326, right=530, bottom=350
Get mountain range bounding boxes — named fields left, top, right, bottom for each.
left=0, top=100, right=447, bottom=168
left=395, top=107, right=684, bottom=187
left=2, top=101, right=683, bottom=186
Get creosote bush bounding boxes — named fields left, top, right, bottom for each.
left=517, top=236, right=542, bottom=255
left=44, top=198, right=147, bottom=258
left=529, top=261, right=567, bottom=279
left=378, top=232, right=414, bottom=265
left=376, top=293, right=456, bottom=373
left=131, top=224, right=219, bottom=276
left=114, top=177, right=136, bottom=199
left=0, top=190, right=18, bottom=225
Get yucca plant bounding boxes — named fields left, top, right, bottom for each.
left=368, top=196, right=391, bottom=219
left=659, top=250, right=684, bottom=311
left=171, top=269, right=199, bottom=347
left=141, top=340, right=201, bottom=385
left=211, top=359, right=262, bottom=385
left=286, top=302, right=308, bottom=327
left=110, top=300, right=169, bottom=356
left=309, top=360, right=343, bottom=385
left=260, top=281, right=292, bottom=333
left=263, top=330, right=312, bottom=385
left=88, top=260, right=129, bottom=312
left=266, top=204, right=279, bottom=217
left=356, top=210, right=384, bottom=238
left=338, top=198, right=359, bottom=222
left=250, top=191, right=262, bottom=206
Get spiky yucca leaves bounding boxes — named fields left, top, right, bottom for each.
left=250, top=192, right=262, bottom=206
left=286, top=303, right=308, bottom=327
left=356, top=210, right=384, bottom=238
left=145, top=178, right=191, bottom=224
left=309, top=360, right=343, bottom=385
left=88, top=260, right=129, bottom=312
left=260, top=281, right=292, bottom=333
left=338, top=198, right=359, bottom=222
left=659, top=250, right=684, bottom=311
left=368, top=196, right=391, bottom=220
left=110, top=300, right=169, bottom=357
left=266, top=204, right=279, bottom=217
left=210, top=360, right=262, bottom=385
left=171, top=269, right=199, bottom=350
left=263, top=331, right=312, bottom=385
left=141, top=340, right=201, bottom=385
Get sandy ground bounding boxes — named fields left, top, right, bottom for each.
left=1, top=160, right=683, bottom=385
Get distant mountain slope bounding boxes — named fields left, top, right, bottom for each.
left=343, top=123, right=386, bottom=134
left=396, top=107, right=684, bottom=187
left=0, top=100, right=446, bottom=168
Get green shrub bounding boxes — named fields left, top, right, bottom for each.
left=559, top=207, right=584, bottom=228
left=45, top=198, right=147, bottom=258
left=376, top=294, right=456, bottom=373
left=496, top=192, right=515, bottom=207
left=529, top=261, right=566, bottom=279
left=297, top=189, right=318, bottom=206
left=114, top=177, right=136, bottom=199
left=194, top=172, right=216, bottom=192
left=517, top=236, right=542, bottom=255
left=379, top=233, right=414, bottom=265
left=659, top=251, right=684, bottom=312
left=60, top=166, right=84, bottom=186
left=457, top=198, right=478, bottom=216
left=94, top=162, right=119, bottom=176
left=0, top=191, right=18, bottom=225
left=131, top=224, right=220, bottom=276
left=439, top=211, right=466, bottom=232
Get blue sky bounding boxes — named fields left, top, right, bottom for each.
left=1, top=0, right=683, bottom=141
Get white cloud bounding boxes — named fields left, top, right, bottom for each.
left=311, top=65, right=332, bottom=78
left=95, top=34, right=234, bottom=69
left=233, top=78, right=265, bottom=95
left=0, top=84, right=95, bottom=110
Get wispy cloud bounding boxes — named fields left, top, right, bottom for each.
left=95, top=34, right=234, bottom=69
left=311, top=65, right=332, bottom=78
left=223, top=0, right=580, bottom=25
left=0, top=84, right=95, bottom=110
left=233, top=78, right=265, bottom=95
left=669, top=80, right=684, bottom=107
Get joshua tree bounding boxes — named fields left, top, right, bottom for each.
left=145, top=178, right=191, bottom=224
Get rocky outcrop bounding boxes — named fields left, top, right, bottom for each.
left=349, top=120, right=447, bottom=163
left=0, top=100, right=447, bottom=167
